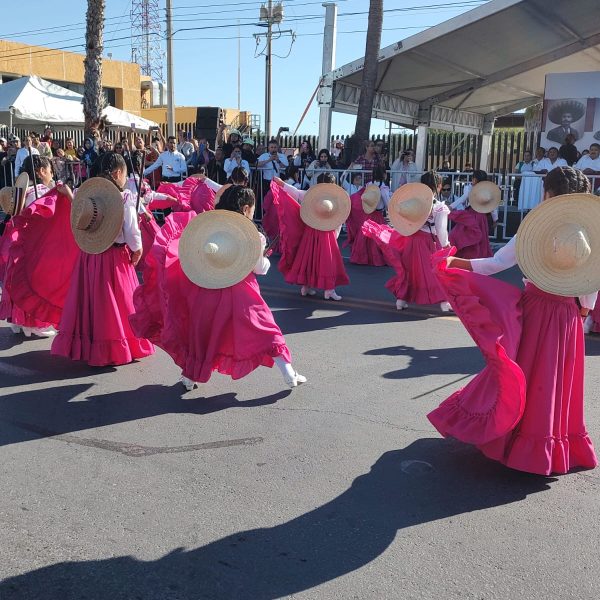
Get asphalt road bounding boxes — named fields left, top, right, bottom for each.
left=1, top=252, right=599, bottom=600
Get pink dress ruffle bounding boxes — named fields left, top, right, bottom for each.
left=361, top=220, right=446, bottom=304
left=189, top=181, right=215, bottom=214
left=448, top=208, right=493, bottom=259
left=5, top=189, right=79, bottom=328
left=130, top=212, right=291, bottom=383
left=52, top=245, right=154, bottom=367
left=138, top=215, right=161, bottom=269
left=428, top=248, right=597, bottom=476
left=345, top=189, right=388, bottom=266
left=262, top=190, right=281, bottom=254
left=271, top=182, right=349, bottom=290
left=152, top=177, right=200, bottom=212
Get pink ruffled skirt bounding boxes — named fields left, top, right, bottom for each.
left=52, top=246, right=154, bottom=366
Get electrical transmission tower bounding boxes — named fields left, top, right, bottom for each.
left=130, top=0, right=164, bottom=81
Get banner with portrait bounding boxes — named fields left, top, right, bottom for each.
left=541, top=72, right=600, bottom=152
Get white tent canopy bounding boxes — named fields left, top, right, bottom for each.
left=0, top=75, right=157, bottom=131
left=318, top=0, right=600, bottom=167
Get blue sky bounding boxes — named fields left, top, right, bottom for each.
left=0, top=0, right=488, bottom=135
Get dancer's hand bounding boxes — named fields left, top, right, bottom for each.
left=131, top=249, right=142, bottom=267
left=56, top=183, right=73, bottom=201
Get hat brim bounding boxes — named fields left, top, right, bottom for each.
left=388, top=183, right=433, bottom=236
left=547, top=100, right=585, bottom=125
left=300, top=183, right=351, bottom=231
left=469, top=181, right=501, bottom=214
left=71, top=178, right=125, bottom=254
left=361, top=185, right=381, bottom=214
left=179, top=210, right=262, bottom=289
left=516, top=193, right=600, bottom=296
left=12, top=172, right=29, bottom=216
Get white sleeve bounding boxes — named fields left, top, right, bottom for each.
left=293, top=155, right=301, bottom=167
left=580, top=292, right=598, bottom=311
left=450, top=189, right=468, bottom=210
left=380, top=185, right=391, bottom=208
left=224, top=158, right=234, bottom=177
left=203, top=177, right=222, bottom=192
left=471, top=236, right=517, bottom=275
left=144, top=154, right=162, bottom=175
left=491, top=208, right=499, bottom=221
left=14, top=151, right=23, bottom=175
left=122, top=198, right=142, bottom=252
left=279, top=154, right=289, bottom=167
left=434, top=205, right=449, bottom=248
left=253, top=234, right=270, bottom=275
left=282, top=181, right=305, bottom=203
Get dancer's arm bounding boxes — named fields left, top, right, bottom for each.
left=448, top=237, right=517, bottom=274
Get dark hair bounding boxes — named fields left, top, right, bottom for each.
left=590, top=143, right=600, bottom=151
left=285, top=165, right=300, bottom=180
left=316, top=172, right=336, bottom=185
left=317, top=148, right=331, bottom=162
left=420, top=170, right=441, bottom=193
left=217, top=185, right=256, bottom=214
left=299, top=140, right=313, bottom=154
left=372, top=166, right=386, bottom=183
left=91, top=152, right=128, bottom=190
left=167, top=136, right=176, bottom=142
left=21, top=155, right=52, bottom=181
left=230, top=166, right=249, bottom=186
left=543, top=166, right=591, bottom=197
left=472, top=169, right=488, bottom=183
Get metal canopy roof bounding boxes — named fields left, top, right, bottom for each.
left=322, top=0, right=600, bottom=134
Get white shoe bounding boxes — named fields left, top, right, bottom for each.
left=22, top=326, right=56, bottom=338
left=300, top=286, right=316, bottom=296
left=324, top=290, right=342, bottom=301
left=440, top=301, right=453, bottom=312
left=284, top=371, right=307, bottom=388
left=583, top=315, right=593, bottom=334
left=180, top=376, right=196, bottom=391
left=8, top=323, right=21, bottom=334
left=396, top=299, right=408, bottom=310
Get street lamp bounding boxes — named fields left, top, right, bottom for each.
left=9, top=105, right=15, bottom=132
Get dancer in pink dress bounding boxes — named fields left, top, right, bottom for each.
left=345, top=167, right=390, bottom=266
left=3, top=156, right=79, bottom=331
left=271, top=173, right=350, bottom=301
left=428, top=167, right=598, bottom=476
left=0, top=157, right=58, bottom=337
left=51, top=153, right=154, bottom=366
left=362, top=171, right=452, bottom=311
left=448, top=176, right=499, bottom=259
left=130, top=185, right=306, bottom=391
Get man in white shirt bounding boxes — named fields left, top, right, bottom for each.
left=575, top=143, right=600, bottom=174
left=14, top=134, right=40, bottom=176
left=535, top=147, right=567, bottom=174
left=143, top=136, right=187, bottom=182
left=257, top=139, right=288, bottom=183
left=224, top=147, right=250, bottom=179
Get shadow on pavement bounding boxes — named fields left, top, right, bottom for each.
left=585, top=336, right=600, bottom=356
left=0, top=383, right=290, bottom=448
left=0, top=438, right=556, bottom=600
left=364, top=344, right=484, bottom=379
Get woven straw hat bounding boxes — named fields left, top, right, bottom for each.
left=361, top=184, right=381, bottom=214
left=548, top=100, right=585, bottom=125
left=300, top=183, right=351, bottom=231
left=468, top=181, right=501, bottom=214
left=179, top=210, right=262, bottom=289
left=70, top=177, right=125, bottom=254
left=1, top=173, right=29, bottom=216
left=388, top=183, right=433, bottom=236
left=515, top=193, right=600, bottom=296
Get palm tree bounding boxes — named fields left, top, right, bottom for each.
left=348, top=0, right=383, bottom=164
left=83, top=0, right=106, bottom=138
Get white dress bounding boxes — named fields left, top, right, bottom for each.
left=517, top=162, right=543, bottom=211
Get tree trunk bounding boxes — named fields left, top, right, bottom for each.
left=83, top=0, right=106, bottom=138
left=348, top=0, right=383, bottom=164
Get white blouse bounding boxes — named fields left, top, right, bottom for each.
left=253, top=232, right=270, bottom=275
left=114, top=189, right=142, bottom=251
left=421, top=200, right=450, bottom=247
left=471, top=236, right=597, bottom=309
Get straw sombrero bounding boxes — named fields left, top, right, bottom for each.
left=0, top=173, right=29, bottom=216
left=547, top=100, right=585, bottom=125
left=300, top=183, right=351, bottom=231
left=388, top=183, right=433, bottom=236
left=515, top=193, right=600, bottom=296
left=179, top=210, right=261, bottom=289
left=468, top=181, right=501, bottom=214
left=361, top=184, right=381, bottom=214
left=70, top=177, right=125, bottom=254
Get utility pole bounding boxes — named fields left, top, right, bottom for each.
left=255, top=2, right=287, bottom=141
left=318, top=2, right=337, bottom=150
left=166, top=0, right=175, bottom=137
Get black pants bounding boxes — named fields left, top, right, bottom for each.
left=161, top=175, right=183, bottom=183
